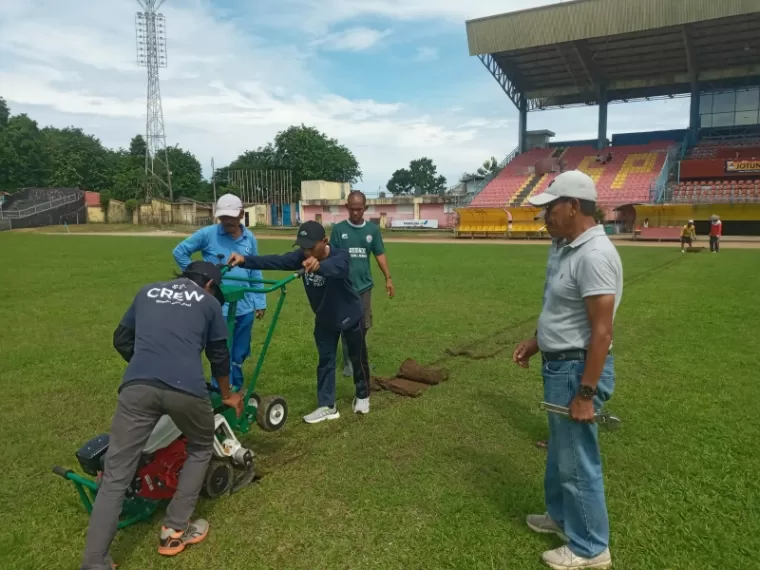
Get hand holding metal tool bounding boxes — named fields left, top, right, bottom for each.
left=539, top=402, right=622, bottom=430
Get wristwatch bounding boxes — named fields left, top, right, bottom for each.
left=578, top=385, right=597, bottom=400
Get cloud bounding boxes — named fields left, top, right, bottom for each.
left=261, top=0, right=567, bottom=34
left=0, top=0, right=693, bottom=195
left=0, top=0, right=510, bottom=193
left=413, top=46, right=439, bottom=62
left=312, top=26, right=392, bottom=52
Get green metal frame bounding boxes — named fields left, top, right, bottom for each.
left=210, top=271, right=302, bottom=433
left=53, top=467, right=159, bottom=529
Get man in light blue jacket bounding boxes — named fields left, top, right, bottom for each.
left=173, top=193, right=266, bottom=391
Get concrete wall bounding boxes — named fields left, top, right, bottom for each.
left=243, top=204, right=269, bottom=226
left=419, top=203, right=456, bottom=227
left=301, top=180, right=350, bottom=201
left=86, top=199, right=127, bottom=223
left=300, top=201, right=455, bottom=228
left=132, top=199, right=212, bottom=225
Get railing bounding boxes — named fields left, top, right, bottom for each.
left=497, top=146, right=520, bottom=169
left=456, top=145, right=521, bottom=207
left=650, top=134, right=693, bottom=203
left=650, top=153, right=671, bottom=203
left=0, top=193, right=80, bottom=219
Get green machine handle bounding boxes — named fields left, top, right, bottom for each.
left=214, top=267, right=305, bottom=432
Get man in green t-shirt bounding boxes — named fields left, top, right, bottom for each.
left=330, top=190, right=395, bottom=377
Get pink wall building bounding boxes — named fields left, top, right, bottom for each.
left=299, top=196, right=457, bottom=228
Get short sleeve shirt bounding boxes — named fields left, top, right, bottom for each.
left=537, top=226, right=623, bottom=353
left=119, top=278, right=229, bottom=399
left=330, top=220, right=385, bottom=293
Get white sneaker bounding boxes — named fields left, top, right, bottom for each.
left=541, top=545, right=611, bottom=570
left=527, top=513, right=569, bottom=542
left=352, top=397, right=370, bottom=414
left=303, top=406, right=340, bottom=424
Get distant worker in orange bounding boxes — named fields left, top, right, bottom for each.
left=680, top=220, right=696, bottom=253
left=709, top=215, right=722, bottom=253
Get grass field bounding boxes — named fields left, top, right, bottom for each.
left=1, top=232, right=759, bottom=570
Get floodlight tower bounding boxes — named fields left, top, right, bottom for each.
left=135, top=0, right=172, bottom=204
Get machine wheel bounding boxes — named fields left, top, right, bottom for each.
left=202, top=460, right=233, bottom=498
left=245, top=393, right=261, bottom=422
left=256, top=396, right=288, bottom=432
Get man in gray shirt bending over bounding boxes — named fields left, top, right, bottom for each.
left=512, top=170, right=622, bottom=570
left=80, top=261, right=243, bottom=570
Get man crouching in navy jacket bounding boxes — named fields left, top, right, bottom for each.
left=227, top=220, right=370, bottom=424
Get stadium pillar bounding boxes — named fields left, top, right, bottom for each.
left=689, top=82, right=701, bottom=141
left=597, top=89, right=608, bottom=150
left=518, top=98, right=528, bottom=154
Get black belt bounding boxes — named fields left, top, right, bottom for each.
left=542, top=349, right=612, bottom=362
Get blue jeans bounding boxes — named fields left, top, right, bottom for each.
left=211, top=311, right=255, bottom=391
left=543, top=355, right=615, bottom=558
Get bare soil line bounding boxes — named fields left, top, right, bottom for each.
left=33, top=230, right=760, bottom=248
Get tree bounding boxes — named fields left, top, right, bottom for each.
left=111, top=135, right=149, bottom=201
left=100, top=190, right=112, bottom=222
left=0, top=97, right=8, bottom=129
left=41, top=127, right=115, bottom=190
left=125, top=198, right=138, bottom=222
left=162, top=145, right=204, bottom=200
left=221, top=125, right=362, bottom=202
left=0, top=114, right=50, bottom=191
left=386, top=157, right=447, bottom=196
left=386, top=168, right=414, bottom=196
left=273, top=125, right=362, bottom=188
left=477, top=156, right=501, bottom=177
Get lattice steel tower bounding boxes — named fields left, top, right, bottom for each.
left=136, top=1, right=172, bottom=202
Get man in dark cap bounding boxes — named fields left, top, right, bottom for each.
left=227, top=220, right=371, bottom=424
left=80, top=261, right=243, bottom=570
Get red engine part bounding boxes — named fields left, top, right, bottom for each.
left=135, top=437, right=188, bottom=500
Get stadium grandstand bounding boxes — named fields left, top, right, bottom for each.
left=0, top=187, right=84, bottom=231
left=459, top=0, right=760, bottom=237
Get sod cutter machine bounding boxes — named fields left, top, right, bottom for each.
left=52, top=267, right=303, bottom=529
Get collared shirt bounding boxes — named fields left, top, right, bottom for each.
left=329, top=219, right=385, bottom=294
left=173, top=224, right=266, bottom=317
left=537, top=225, right=623, bottom=353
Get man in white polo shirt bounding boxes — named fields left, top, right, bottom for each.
left=512, top=170, right=622, bottom=570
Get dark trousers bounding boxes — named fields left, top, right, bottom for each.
left=341, top=289, right=372, bottom=372
left=710, top=236, right=720, bottom=252
left=314, top=321, right=370, bottom=408
left=81, top=383, right=214, bottom=570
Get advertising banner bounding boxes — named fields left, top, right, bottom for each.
left=390, top=219, right=440, bottom=229
left=725, top=159, right=760, bottom=174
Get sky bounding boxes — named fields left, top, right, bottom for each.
left=0, top=0, right=692, bottom=196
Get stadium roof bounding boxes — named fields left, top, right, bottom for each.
left=466, top=0, right=760, bottom=111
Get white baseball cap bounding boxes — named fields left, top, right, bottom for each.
left=528, top=170, right=597, bottom=207
left=215, top=193, right=243, bottom=218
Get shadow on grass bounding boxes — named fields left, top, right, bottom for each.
left=476, top=388, right=548, bottom=445
left=451, top=444, right=560, bottom=552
